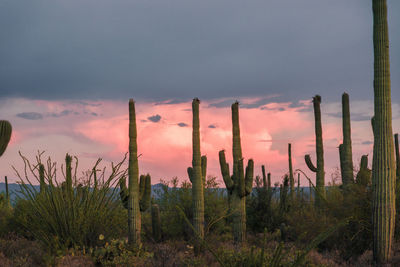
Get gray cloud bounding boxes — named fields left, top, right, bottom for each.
left=327, top=112, right=371, bottom=121
left=0, top=1, right=398, bottom=102
left=177, top=122, right=188, bottom=127
left=49, top=109, right=72, bottom=117
left=16, top=112, right=43, bottom=120
left=148, top=114, right=161, bottom=123
left=208, top=124, right=216, bottom=128
left=362, top=141, right=373, bottom=145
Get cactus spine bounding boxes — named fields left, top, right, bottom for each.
left=151, top=204, right=161, bottom=242
left=305, top=95, right=325, bottom=207
left=128, top=99, right=141, bottom=246
left=187, top=98, right=206, bottom=252
left=371, top=0, right=396, bottom=263
left=0, top=121, right=12, bottom=157
left=219, top=102, right=254, bottom=243
left=288, top=143, right=294, bottom=197
left=339, top=93, right=354, bottom=186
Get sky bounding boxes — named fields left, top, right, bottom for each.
left=0, top=0, right=399, bottom=187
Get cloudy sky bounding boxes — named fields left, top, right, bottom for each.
left=0, top=0, right=399, bottom=186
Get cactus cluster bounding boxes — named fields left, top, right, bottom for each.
left=219, top=102, right=254, bottom=243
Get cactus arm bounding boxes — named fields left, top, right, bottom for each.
left=119, top=177, right=129, bottom=209
left=261, top=165, right=267, bottom=189
left=0, top=120, right=12, bottom=157
left=201, top=155, right=207, bottom=186
left=187, top=167, right=194, bottom=183
left=244, top=159, right=254, bottom=195
left=305, top=155, right=318, bottom=172
left=219, top=150, right=233, bottom=191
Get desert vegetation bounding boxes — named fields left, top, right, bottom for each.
left=0, top=0, right=398, bottom=266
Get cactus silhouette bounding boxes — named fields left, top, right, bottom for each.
left=187, top=98, right=206, bottom=253
left=126, top=99, right=142, bottom=246
left=371, top=0, right=396, bottom=263
left=304, top=95, right=325, bottom=207
left=219, top=102, right=254, bottom=243
left=339, top=93, right=354, bottom=186
left=0, top=120, right=12, bottom=157
left=288, top=143, right=294, bottom=198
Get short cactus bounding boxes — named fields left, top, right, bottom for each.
left=355, top=155, right=371, bottom=186
left=151, top=204, right=161, bottom=242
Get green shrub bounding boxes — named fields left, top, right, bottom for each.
left=12, top=152, right=128, bottom=253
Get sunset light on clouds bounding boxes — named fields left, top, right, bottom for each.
left=1, top=95, right=394, bottom=187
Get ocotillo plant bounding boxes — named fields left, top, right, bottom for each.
left=288, top=143, right=294, bottom=197
left=219, top=102, right=254, bottom=243
left=120, top=174, right=151, bottom=212
left=305, top=95, right=325, bottom=207
left=0, top=120, right=12, bottom=157
left=371, top=0, right=396, bottom=263
left=187, top=98, right=206, bottom=252
left=151, top=204, right=161, bottom=242
left=355, top=155, right=371, bottom=186
left=127, top=99, right=142, bottom=246
left=339, top=93, right=354, bottom=186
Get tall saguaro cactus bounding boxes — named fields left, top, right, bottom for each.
left=0, top=120, right=12, bottom=157
left=339, top=93, right=354, bottom=186
left=305, top=95, right=325, bottom=207
left=187, top=98, right=206, bottom=252
left=288, top=143, right=294, bottom=197
left=371, top=0, right=396, bottom=263
left=127, top=99, right=141, bottom=246
left=219, top=102, right=254, bottom=243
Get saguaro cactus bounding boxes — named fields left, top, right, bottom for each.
left=305, top=95, right=325, bottom=207
left=0, top=121, right=12, bottom=157
left=288, top=143, right=294, bottom=197
left=5, top=176, right=9, bottom=207
left=371, top=0, right=396, bottom=263
left=127, top=99, right=142, bottom=246
left=219, top=102, right=254, bottom=243
left=187, top=98, right=206, bottom=252
left=339, top=93, right=354, bottom=186
left=395, top=133, right=400, bottom=186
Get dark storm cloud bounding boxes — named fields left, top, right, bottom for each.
left=208, top=124, right=216, bottom=129
left=16, top=112, right=43, bottom=120
left=0, top=0, right=399, bottom=102
left=177, top=122, right=188, bottom=127
left=327, top=112, right=371, bottom=121
left=148, top=115, right=161, bottom=123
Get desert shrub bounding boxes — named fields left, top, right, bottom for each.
left=12, top=152, right=128, bottom=253
left=0, top=194, right=13, bottom=236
